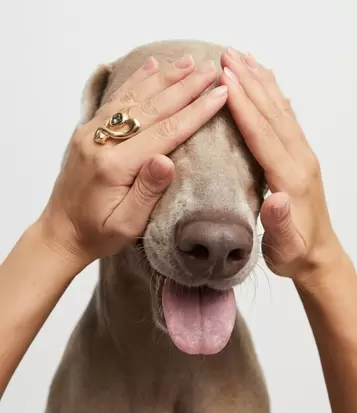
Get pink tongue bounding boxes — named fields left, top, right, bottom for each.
left=162, top=282, right=237, bottom=355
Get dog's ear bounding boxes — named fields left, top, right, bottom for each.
left=78, top=63, right=113, bottom=125
left=61, top=64, right=113, bottom=168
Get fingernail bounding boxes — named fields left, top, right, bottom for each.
left=210, top=85, right=228, bottom=98
left=197, top=60, right=215, bottom=73
left=175, top=54, right=194, bottom=69
left=143, top=56, right=158, bottom=70
left=223, top=67, right=239, bottom=84
left=149, top=158, right=171, bottom=180
left=227, top=47, right=240, bottom=61
left=243, top=52, right=258, bottom=69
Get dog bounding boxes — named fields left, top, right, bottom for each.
left=45, top=40, right=270, bottom=413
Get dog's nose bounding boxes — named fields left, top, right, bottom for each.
left=175, top=214, right=253, bottom=280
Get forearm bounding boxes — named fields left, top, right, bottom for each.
left=0, top=221, right=86, bottom=398
left=295, top=250, right=357, bottom=413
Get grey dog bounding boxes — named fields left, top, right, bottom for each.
left=46, top=39, right=270, bottom=413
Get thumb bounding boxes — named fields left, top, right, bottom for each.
left=115, top=155, right=175, bottom=237
left=260, top=192, right=307, bottom=276
left=260, top=192, right=295, bottom=246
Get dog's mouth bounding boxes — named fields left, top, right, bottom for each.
left=152, top=271, right=237, bottom=356
left=136, top=238, right=239, bottom=355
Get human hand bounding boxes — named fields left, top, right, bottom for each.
left=220, top=48, right=344, bottom=285
left=39, top=56, right=228, bottom=268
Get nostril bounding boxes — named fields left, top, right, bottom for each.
left=175, top=214, right=253, bottom=279
left=227, top=248, right=247, bottom=263
left=185, top=244, right=210, bottom=260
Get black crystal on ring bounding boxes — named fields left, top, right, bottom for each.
left=111, top=113, right=123, bottom=125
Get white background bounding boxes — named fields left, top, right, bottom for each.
left=0, top=0, right=356, bottom=412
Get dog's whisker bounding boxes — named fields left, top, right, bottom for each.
left=255, top=262, right=273, bottom=302
left=250, top=269, right=258, bottom=304
left=260, top=241, right=285, bottom=259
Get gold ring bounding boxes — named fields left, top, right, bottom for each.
left=94, top=110, right=140, bottom=144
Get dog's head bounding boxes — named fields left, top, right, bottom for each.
left=80, top=40, right=266, bottom=355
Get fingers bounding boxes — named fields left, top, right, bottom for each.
left=241, top=53, right=312, bottom=152
left=108, top=155, right=175, bottom=238
left=95, top=54, right=195, bottom=123
left=119, top=56, right=159, bottom=93
left=260, top=192, right=304, bottom=270
left=224, top=50, right=289, bottom=120
left=260, top=192, right=292, bottom=237
left=128, top=60, right=217, bottom=130
left=242, top=54, right=294, bottom=116
left=117, top=85, right=228, bottom=172
left=220, top=62, right=291, bottom=173
left=220, top=49, right=312, bottom=167
left=91, top=57, right=159, bottom=122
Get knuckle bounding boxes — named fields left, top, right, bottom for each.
left=71, top=132, right=88, bottom=160
left=293, top=169, right=311, bottom=195
left=156, top=116, right=179, bottom=138
left=93, top=151, right=115, bottom=176
left=140, top=97, right=159, bottom=117
left=162, top=68, right=181, bottom=85
left=308, top=153, right=321, bottom=176
left=120, top=88, right=137, bottom=106
left=293, top=153, right=321, bottom=192
left=265, top=103, right=282, bottom=122
left=257, top=116, right=272, bottom=136
left=177, top=77, right=198, bottom=101
left=134, top=177, right=160, bottom=206
left=72, top=136, right=83, bottom=155
left=175, top=78, right=187, bottom=93
left=281, top=97, right=294, bottom=116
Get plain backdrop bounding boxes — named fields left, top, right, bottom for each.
left=0, top=0, right=356, bottom=412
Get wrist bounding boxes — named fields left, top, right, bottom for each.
left=294, top=238, right=354, bottom=295
left=29, top=217, right=93, bottom=278
left=294, top=241, right=357, bottom=353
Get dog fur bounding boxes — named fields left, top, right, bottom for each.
left=45, top=40, right=270, bottom=413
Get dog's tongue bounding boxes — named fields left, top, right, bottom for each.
left=162, top=281, right=236, bottom=355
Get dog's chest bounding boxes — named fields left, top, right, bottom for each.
left=93, top=360, right=270, bottom=413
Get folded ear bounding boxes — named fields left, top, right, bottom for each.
left=78, top=63, right=113, bottom=125
left=61, top=64, right=112, bottom=168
